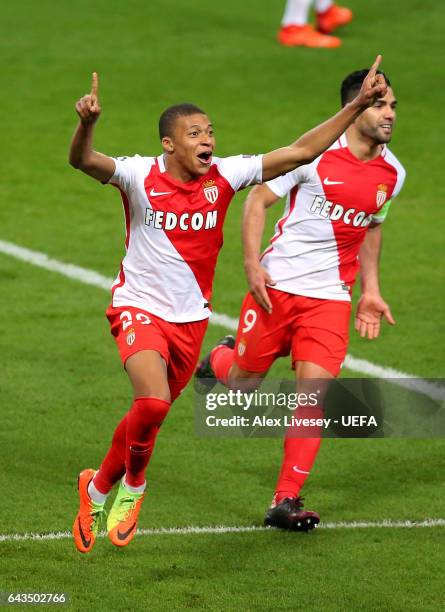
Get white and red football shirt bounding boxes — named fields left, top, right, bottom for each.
left=107, top=153, right=262, bottom=322
left=262, top=134, right=406, bottom=301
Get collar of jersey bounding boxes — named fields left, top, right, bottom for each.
left=343, top=145, right=387, bottom=166
left=156, top=154, right=211, bottom=193
left=338, top=134, right=387, bottom=165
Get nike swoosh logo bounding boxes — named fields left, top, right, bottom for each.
left=323, top=178, right=344, bottom=185
left=150, top=188, right=172, bottom=197
left=78, top=518, right=91, bottom=549
left=292, top=465, right=310, bottom=475
left=117, top=522, right=136, bottom=541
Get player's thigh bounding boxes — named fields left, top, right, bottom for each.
left=167, top=319, right=209, bottom=402
left=126, top=350, right=170, bottom=401
left=106, top=305, right=171, bottom=400
left=233, top=291, right=291, bottom=374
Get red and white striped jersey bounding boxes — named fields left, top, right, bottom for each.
left=108, top=153, right=262, bottom=322
left=262, top=134, right=406, bottom=301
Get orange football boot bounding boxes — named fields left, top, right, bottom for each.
left=278, top=24, right=341, bottom=48
left=107, top=479, right=145, bottom=547
left=317, top=4, right=353, bottom=34
left=73, top=469, right=106, bottom=553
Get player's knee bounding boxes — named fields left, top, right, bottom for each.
left=228, top=364, right=263, bottom=393
left=228, top=379, right=260, bottom=393
left=133, top=396, right=171, bottom=428
left=133, top=382, right=171, bottom=404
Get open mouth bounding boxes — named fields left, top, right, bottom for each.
left=197, top=151, right=212, bottom=165
left=380, top=123, right=392, bottom=132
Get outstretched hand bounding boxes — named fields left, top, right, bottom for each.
left=355, top=55, right=388, bottom=108
left=75, top=72, right=101, bottom=124
left=355, top=292, right=395, bottom=340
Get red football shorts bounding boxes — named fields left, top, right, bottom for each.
left=106, top=305, right=208, bottom=400
left=234, top=288, right=351, bottom=377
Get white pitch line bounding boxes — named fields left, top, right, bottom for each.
left=0, top=239, right=112, bottom=291
left=0, top=239, right=443, bottom=401
left=1, top=519, right=444, bottom=543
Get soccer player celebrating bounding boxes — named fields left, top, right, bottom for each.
left=70, top=59, right=387, bottom=552
left=195, top=67, right=405, bottom=531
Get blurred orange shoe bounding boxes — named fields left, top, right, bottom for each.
left=316, top=4, right=353, bottom=34
left=73, top=469, right=105, bottom=553
left=107, top=479, right=145, bottom=547
left=278, top=24, right=341, bottom=48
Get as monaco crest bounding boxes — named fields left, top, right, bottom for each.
left=238, top=341, right=246, bottom=357
left=376, top=184, right=388, bottom=208
left=203, top=180, right=218, bottom=204
left=126, top=328, right=136, bottom=346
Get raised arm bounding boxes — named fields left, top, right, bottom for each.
left=69, top=72, right=116, bottom=183
left=242, top=184, right=280, bottom=313
left=355, top=224, right=395, bottom=339
left=262, top=56, right=386, bottom=181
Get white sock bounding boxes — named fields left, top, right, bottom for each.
left=88, top=480, right=108, bottom=505
left=123, top=476, right=146, bottom=495
left=281, top=0, right=313, bottom=26
left=314, top=0, right=333, bottom=13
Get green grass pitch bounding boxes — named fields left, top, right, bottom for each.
left=0, top=0, right=444, bottom=609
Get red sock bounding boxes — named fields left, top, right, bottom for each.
left=125, top=396, right=171, bottom=487
left=93, top=413, right=128, bottom=494
left=210, top=345, right=234, bottom=386
left=275, top=407, right=323, bottom=502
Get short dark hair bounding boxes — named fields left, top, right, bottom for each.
left=340, top=69, right=391, bottom=107
left=158, top=103, right=207, bottom=140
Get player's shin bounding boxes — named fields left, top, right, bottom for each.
left=92, top=413, right=128, bottom=496
left=125, top=397, right=171, bottom=487
left=275, top=406, right=323, bottom=502
left=210, top=345, right=235, bottom=386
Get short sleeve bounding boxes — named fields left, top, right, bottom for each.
left=371, top=163, right=406, bottom=224
left=107, top=155, right=143, bottom=193
left=266, top=165, right=309, bottom=198
left=371, top=199, right=392, bottom=224
left=217, top=155, right=263, bottom=192
left=391, top=164, right=406, bottom=200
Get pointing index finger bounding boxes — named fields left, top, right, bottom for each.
left=369, top=54, right=382, bottom=77
left=91, top=72, right=99, bottom=98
